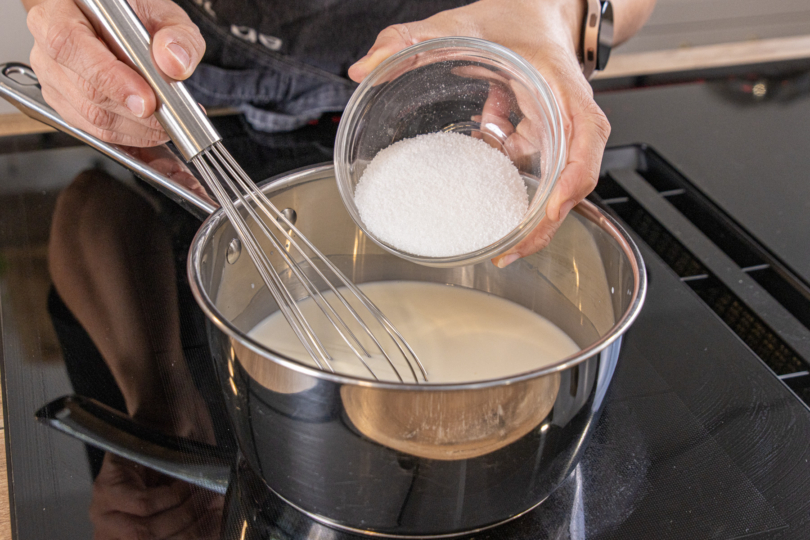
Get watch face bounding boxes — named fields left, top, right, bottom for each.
left=597, top=0, right=614, bottom=71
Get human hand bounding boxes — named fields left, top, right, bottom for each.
left=26, top=0, right=205, bottom=146
left=349, top=0, right=611, bottom=266
left=90, top=453, right=223, bottom=539
left=126, top=145, right=217, bottom=206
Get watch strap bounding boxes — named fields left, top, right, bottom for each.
left=596, top=0, right=614, bottom=71
left=580, top=0, right=601, bottom=79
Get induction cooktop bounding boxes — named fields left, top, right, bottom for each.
left=2, top=65, right=810, bottom=539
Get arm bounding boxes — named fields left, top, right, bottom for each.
left=350, top=0, right=656, bottom=266
left=613, top=0, right=656, bottom=46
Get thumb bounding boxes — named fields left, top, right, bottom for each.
left=134, top=0, right=206, bottom=80
left=349, top=22, right=435, bottom=82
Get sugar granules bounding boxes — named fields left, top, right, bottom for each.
left=354, top=132, right=528, bottom=257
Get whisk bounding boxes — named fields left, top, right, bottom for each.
left=76, top=0, right=427, bottom=382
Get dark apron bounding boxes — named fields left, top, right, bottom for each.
left=175, top=0, right=473, bottom=132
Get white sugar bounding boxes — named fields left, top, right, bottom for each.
left=354, top=132, right=528, bottom=257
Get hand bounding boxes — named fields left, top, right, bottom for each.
left=349, top=0, right=612, bottom=266
left=26, top=0, right=205, bottom=146
left=90, top=453, right=223, bottom=539
left=126, top=145, right=217, bottom=207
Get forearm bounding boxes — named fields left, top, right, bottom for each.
left=610, top=0, right=656, bottom=46
left=546, top=0, right=657, bottom=61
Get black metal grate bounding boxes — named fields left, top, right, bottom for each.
left=622, top=203, right=708, bottom=279
left=593, top=174, right=807, bottom=377
left=689, top=276, right=806, bottom=375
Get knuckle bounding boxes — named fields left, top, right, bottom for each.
left=131, top=492, right=155, bottom=516
left=44, top=21, right=77, bottom=63
left=386, top=24, right=415, bottom=46
left=593, top=112, right=611, bottom=141
left=86, top=64, right=117, bottom=97
left=528, top=230, right=554, bottom=255
left=82, top=102, right=116, bottom=130
left=583, top=101, right=611, bottom=141
left=76, top=75, right=109, bottom=105
left=26, top=5, right=45, bottom=36
left=585, top=170, right=599, bottom=191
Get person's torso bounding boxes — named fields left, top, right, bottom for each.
left=176, top=0, right=474, bottom=132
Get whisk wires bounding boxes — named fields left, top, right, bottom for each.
left=192, top=142, right=428, bottom=383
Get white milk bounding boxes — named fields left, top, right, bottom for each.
left=248, top=281, right=580, bottom=383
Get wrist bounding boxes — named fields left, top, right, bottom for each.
left=556, top=0, right=586, bottom=56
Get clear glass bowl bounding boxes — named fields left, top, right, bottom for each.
left=334, top=37, right=567, bottom=267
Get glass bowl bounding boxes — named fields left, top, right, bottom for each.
left=334, top=37, right=567, bottom=267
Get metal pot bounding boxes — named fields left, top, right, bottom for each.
left=190, top=164, right=645, bottom=536
left=2, top=63, right=646, bottom=538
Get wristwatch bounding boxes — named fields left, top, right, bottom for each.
left=580, top=0, right=614, bottom=79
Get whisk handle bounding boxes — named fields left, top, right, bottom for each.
left=74, top=0, right=221, bottom=161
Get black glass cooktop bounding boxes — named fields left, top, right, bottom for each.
left=2, top=65, right=810, bottom=539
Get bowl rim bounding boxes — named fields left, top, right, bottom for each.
left=188, top=163, right=648, bottom=391
left=333, top=36, right=568, bottom=268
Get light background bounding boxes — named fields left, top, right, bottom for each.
left=1, top=0, right=810, bottom=114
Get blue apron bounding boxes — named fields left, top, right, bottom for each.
left=176, top=0, right=473, bottom=132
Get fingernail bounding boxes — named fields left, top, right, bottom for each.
left=495, top=252, right=520, bottom=268
left=557, top=199, right=576, bottom=222
left=166, top=42, right=191, bottom=73
left=126, top=95, right=145, bottom=117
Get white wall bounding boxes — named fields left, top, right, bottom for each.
left=2, top=0, right=809, bottom=113
left=0, top=0, right=35, bottom=114
left=620, top=0, right=810, bottom=53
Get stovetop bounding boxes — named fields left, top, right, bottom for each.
left=2, top=62, right=810, bottom=540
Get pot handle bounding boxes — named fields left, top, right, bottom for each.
left=36, top=395, right=232, bottom=495
left=0, top=62, right=216, bottom=219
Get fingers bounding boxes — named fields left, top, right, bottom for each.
left=90, top=455, right=222, bottom=539
left=32, top=47, right=167, bottom=142
left=26, top=0, right=205, bottom=145
left=28, top=0, right=157, bottom=116
left=91, top=458, right=192, bottom=518
left=41, top=83, right=169, bottom=146
left=133, top=0, right=206, bottom=80
left=125, top=146, right=215, bottom=205
left=348, top=1, right=610, bottom=267
left=167, top=497, right=223, bottom=540
left=491, top=215, right=564, bottom=268
left=92, top=489, right=222, bottom=540
left=545, top=86, right=610, bottom=223
left=349, top=22, right=433, bottom=82
left=493, top=70, right=609, bottom=267
left=92, top=503, right=203, bottom=540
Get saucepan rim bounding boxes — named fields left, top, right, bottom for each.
left=187, top=163, right=647, bottom=391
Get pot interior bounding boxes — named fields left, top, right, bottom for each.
left=194, top=165, right=640, bottom=382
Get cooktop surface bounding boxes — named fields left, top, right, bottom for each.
left=596, top=70, right=810, bottom=286
left=1, top=63, right=810, bottom=540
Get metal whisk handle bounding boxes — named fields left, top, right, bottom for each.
left=74, top=0, right=221, bottom=161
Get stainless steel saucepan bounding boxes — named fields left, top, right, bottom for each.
left=1, top=63, right=646, bottom=537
